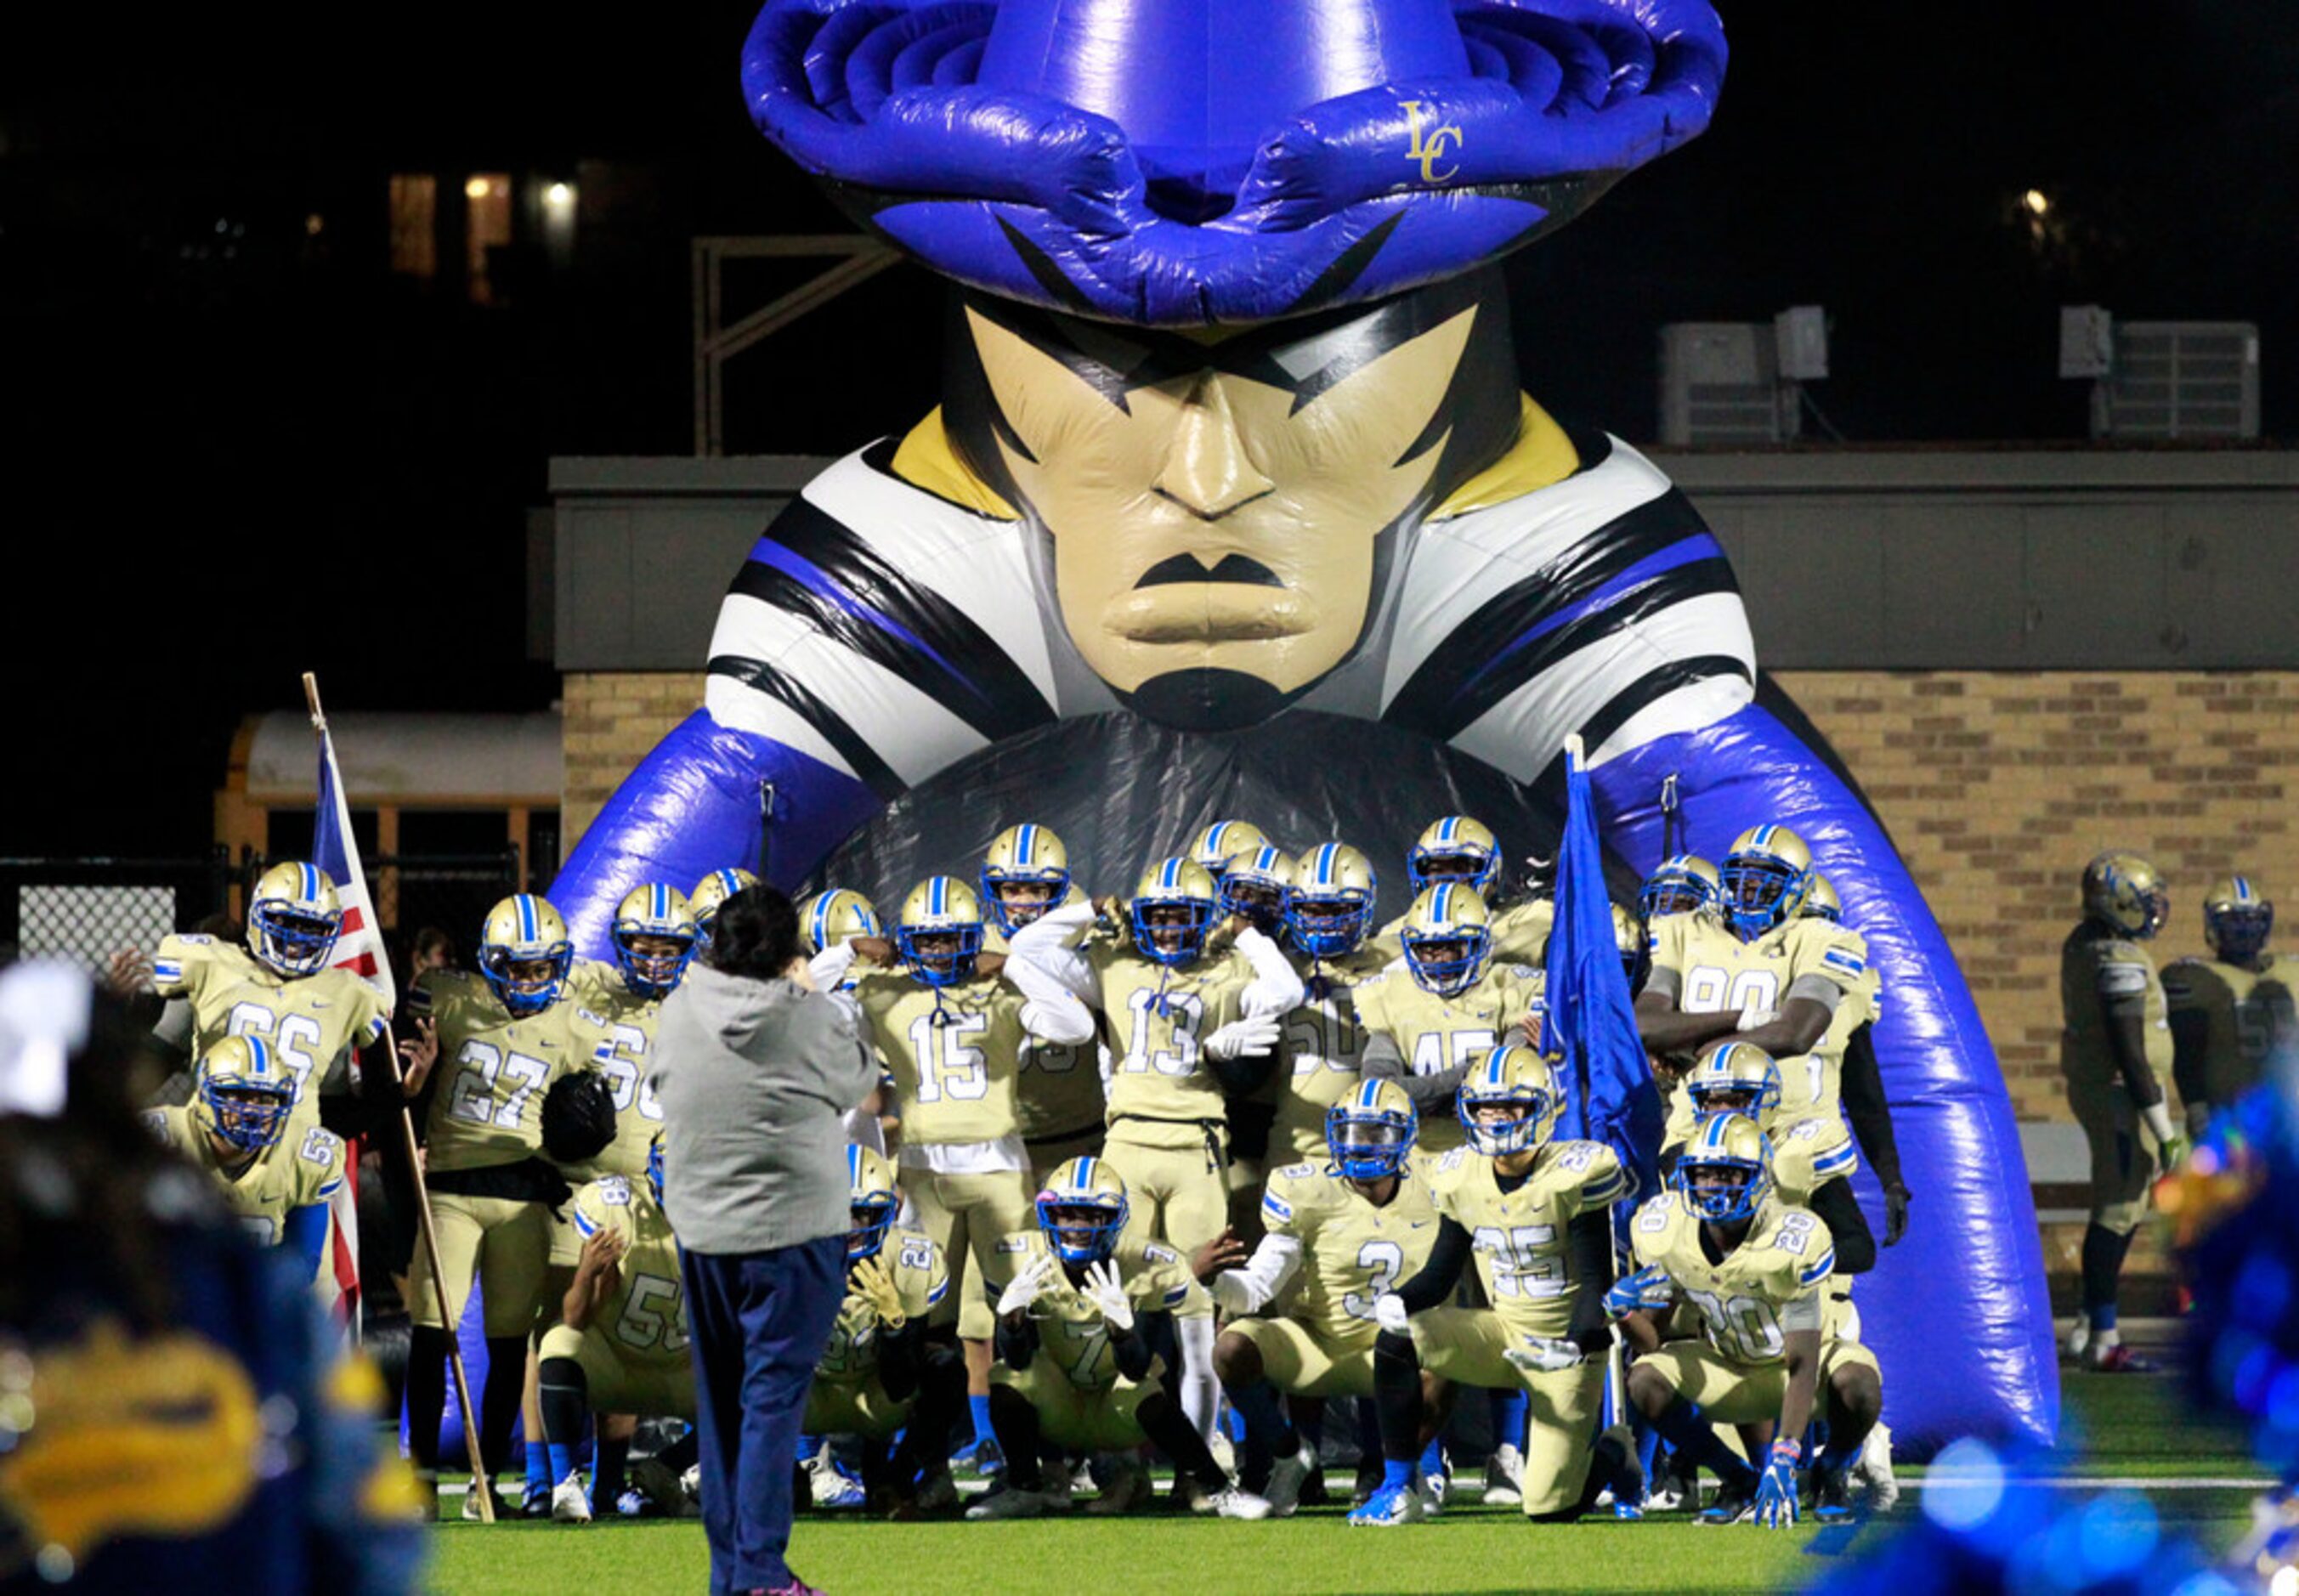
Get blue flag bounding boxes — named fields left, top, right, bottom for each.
left=1542, top=739, right=1663, bottom=1202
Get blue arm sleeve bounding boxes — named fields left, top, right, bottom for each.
left=282, top=1204, right=330, bottom=1280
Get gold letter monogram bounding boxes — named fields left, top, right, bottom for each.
left=1402, top=100, right=1464, bottom=184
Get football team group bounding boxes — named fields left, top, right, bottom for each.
left=129, top=818, right=2282, bottom=1541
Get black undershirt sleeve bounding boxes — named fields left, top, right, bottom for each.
left=1837, top=1022, right=1904, bottom=1191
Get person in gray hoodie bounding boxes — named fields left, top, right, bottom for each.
left=651, top=883, right=875, bottom=1596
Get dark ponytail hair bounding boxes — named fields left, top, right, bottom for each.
left=706, top=885, right=806, bottom=982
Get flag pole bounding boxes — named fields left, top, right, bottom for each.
left=303, top=672, right=495, bottom=1523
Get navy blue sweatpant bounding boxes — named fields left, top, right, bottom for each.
left=682, top=1237, right=847, bottom=1593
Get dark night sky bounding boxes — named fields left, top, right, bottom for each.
left=6, top=3, right=2295, bottom=865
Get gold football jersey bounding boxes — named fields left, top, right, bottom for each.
left=2058, top=921, right=2172, bottom=1095
left=985, top=1231, right=1209, bottom=1390
left=1629, top=1192, right=1836, bottom=1366
left=412, top=971, right=612, bottom=1174
left=815, top=1231, right=952, bottom=1385
left=1351, top=961, right=1544, bottom=1152
left=566, top=959, right=670, bottom=1181
left=146, top=1104, right=346, bottom=1251
left=1273, top=945, right=1396, bottom=1162
left=569, top=1175, right=691, bottom=1366
left=151, top=933, right=391, bottom=1138
left=1649, top=914, right=1870, bottom=1115
left=2163, top=954, right=2296, bottom=1109
left=1092, top=944, right=1258, bottom=1145
left=853, top=970, right=1031, bottom=1146
left=1768, top=1113, right=1860, bottom=1205
left=1424, top=1139, right=1628, bottom=1333
left=1258, top=1154, right=1442, bottom=1343
left=988, top=914, right=1112, bottom=1141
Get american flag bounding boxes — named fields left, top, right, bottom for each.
left=312, top=718, right=396, bottom=1338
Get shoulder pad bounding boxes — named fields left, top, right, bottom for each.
left=1273, top=1161, right=1315, bottom=1183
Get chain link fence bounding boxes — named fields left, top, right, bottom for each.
left=0, top=851, right=235, bottom=968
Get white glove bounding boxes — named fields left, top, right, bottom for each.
left=1736, top=1006, right=1779, bottom=1033
left=1503, top=1335, right=1588, bottom=1374
left=1373, top=1293, right=1410, bottom=1335
left=1082, top=1259, right=1135, bottom=1332
left=995, top=1254, right=1057, bottom=1317
left=2141, top=1101, right=2178, bottom=1149
left=1203, top=1016, right=1282, bottom=1061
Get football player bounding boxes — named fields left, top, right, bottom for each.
left=1639, top=826, right=1871, bottom=1129
left=1639, top=854, right=1723, bottom=924
left=399, top=892, right=615, bottom=1519
left=1352, top=1044, right=1634, bottom=1527
left=1614, top=1113, right=1883, bottom=1527
left=2166, top=875, right=2293, bottom=1135
left=537, top=1136, right=700, bottom=1522
left=1271, top=844, right=1391, bottom=1166
left=1373, top=816, right=1551, bottom=965
left=1190, top=819, right=1273, bottom=880
left=978, top=826, right=1107, bottom=1179
left=1201, top=1079, right=1444, bottom=1516
left=835, top=876, right=1097, bottom=1468
left=142, top=1034, right=348, bottom=1280
left=688, top=866, right=759, bottom=959
left=804, top=1146, right=965, bottom=1515
left=798, top=888, right=886, bottom=988
left=1680, top=1045, right=1869, bottom=1270
left=1798, top=874, right=1909, bottom=1248
left=149, top=861, right=393, bottom=1140
left=981, top=822, right=1073, bottom=940
left=2059, top=851, right=2185, bottom=1371
left=966, top=1158, right=1270, bottom=1520
left=1357, top=883, right=1545, bottom=1155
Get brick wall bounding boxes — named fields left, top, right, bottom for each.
left=562, top=672, right=706, bottom=856
left=562, top=665, right=2296, bottom=1275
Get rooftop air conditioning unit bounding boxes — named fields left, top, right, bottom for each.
left=2094, top=320, right=2260, bottom=440
left=1658, top=322, right=1801, bottom=445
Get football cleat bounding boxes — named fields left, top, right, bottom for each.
left=1326, top=1078, right=1418, bottom=1181
left=1190, top=820, right=1272, bottom=879
left=614, top=1488, right=649, bottom=1519
left=464, top=1480, right=506, bottom=1521
left=2203, top=874, right=2274, bottom=965
left=1457, top=1044, right=1562, bottom=1157
left=1811, top=1462, right=1856, bottom=1523
left=688, top=866, right=759, bottom=953
left=477, top=894, right=575, bottom=1016
left=1853, top=1423, right=1900, bottom=1512
left=1086, top=1458, right=1151, bottom=1516
left=1719, top=825, right=1816, bottom=940
left=1263, top=1444, right=1318, bottom=1518
left=1288, top=842, right=1379, bottom=957
left=2081, top=851, right=2169, bottom=942
left=1407, top=815, right=1500, bottom=897
left=913, top=1471, right=959, bottom=1514
left=1399, top=882, right=1494, bottom=998
left=798, top=887, right=882, bottom=956
left=1130, top=857, right=1220, bottom=966
left=1698, top=1474, right=1759, bottom=1525
left=1034, top=1155, right=1130, bottom=1266
left=951, top=1435, right=1005, bottom=1480
left=895, top=876, right=986, bottom=988
left=965, top=1485, right=1068, bottom=1520
left=813, top=1470, right=867, bottom=1509
left=1346, top=1480, right=1425, bottom=1527
left=191, top=1034, right=296, bottom=1156
left=1639, top=853, right=1722, bottom=922
left=1205, top=1486, right=1274, bottom=1520
left=1675, top=1112, right=1775, bottom=1225
left=1482, top=1443, right=1525, bottom=1507
left=246, top=860, right=345, bottom=977
left=550, top=1470, right=594, bottom=1523
left=846, top=1144, right=901, bottom=1261
left=980, top=823, right=1073, bottom=936
left=2087, top=1343, right=2158, bottom=1374
left=610, top=883, right=699, bottom=999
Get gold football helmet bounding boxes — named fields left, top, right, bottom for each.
left=895, top=876, right=986, bottom=987
left=2081, top=851, right=2169, bottom=941
left=1400, top=882, right=1494, bottom=998
left=478, top=893, right=574, bottom=1016
left=1674, top=1111, right=1775, bottom=1224
left=1407, top=815, right=1500, bottom=896
left=847, top=1143, right=902, bottom=1260
left=192, top=1034, right=297, bottom=1156
left=688, top=866, right=761, bottom=952
left=1801, top=872, right=1842, bottom=924
left=1456, top=1042, right=1562, bottom=1157
left=2203, top=874, right=2274, bottom=964
left=1130, top=857, right=1220, bottom=966
left=1639, top=853, right=1721, bottom=922
left=1325, top=1078, right=1418, bottom=1180
left=1685, top=1042, right=1783, bottom=1122
left=1289, top=842, right=1379, bottom=957
left=1190, top=820, right=1272, bottom=879
left=799, top=887, right=883, bottom=954
left=1719, top=825, right=1815, bottom=940
left=246, top=860, right=344, bottom=977
left=1218, top=844, right=1297, bottom=931
left=610, top=884, right=699, bottom=999
left=1035, top=1155, right=1130, bottom=1265
left=981, top=822, right=1072, bottom=934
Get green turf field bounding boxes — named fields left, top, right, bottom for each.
left=422, top=1369, right=2265, bottom=1595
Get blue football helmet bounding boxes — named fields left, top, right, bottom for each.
left=1326, top=1078, right=1418, bottom=1181
left=611, top=884, right=700, bottom=1000
left=1288, top=843, right=1379, bottom=959
left=193, top=1034, right=296, bottom=1156
left=847, top=1144, right=900, bottom=1260
left=1035, top=1155, right=1130, bottom=1266
left=478, top=894, right=574, bottom=1016
left=1130, top=857, right=1219, bottom=968
left=1675, top=1112, right=1775, bottom=1225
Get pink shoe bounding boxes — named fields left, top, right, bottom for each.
left=2087, top=1344, right=2158, bottom=1374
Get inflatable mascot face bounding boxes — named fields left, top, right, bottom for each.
left=551, top=0, right=2061, bottom=1453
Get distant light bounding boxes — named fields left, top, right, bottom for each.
left=2273, top=1567, right=2299, bottom=1596
left=465, top=177, right=492, bottom=200
left=2024, top=189, right=2051, bottom=217
left=305, top=213, right=325, bottom=236
left=546, top=182, right=574, bottom=207
left=215, top=218, right=229, bottom=235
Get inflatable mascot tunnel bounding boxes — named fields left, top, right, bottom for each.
left=552, top=0, right=2055, bottom=1452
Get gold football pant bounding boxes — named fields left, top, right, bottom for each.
left=536, top=1323, right=696, bottom=1421
left=2070, top=1075, right=2158, bottom=1236
left=901, top=1163, right=1034, bottom=1341
left=1100, top=1123, right=1231, bottom=1256
left=1408, top=1305, right=1605, bottom=1517
left=405, top=1191, right=551, bottom=1337
left=1633, top=1338, right=1882, bottom=1425
left=992, top=1360, right=1154, bottom=1452
left=1226, top=1317, right=1378, bottom=1400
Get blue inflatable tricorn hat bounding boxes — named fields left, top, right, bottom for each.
left=743, top=0, right=1727, bottom=327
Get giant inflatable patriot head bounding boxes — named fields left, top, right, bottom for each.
left=743, top=0, right=1725, bottom=727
